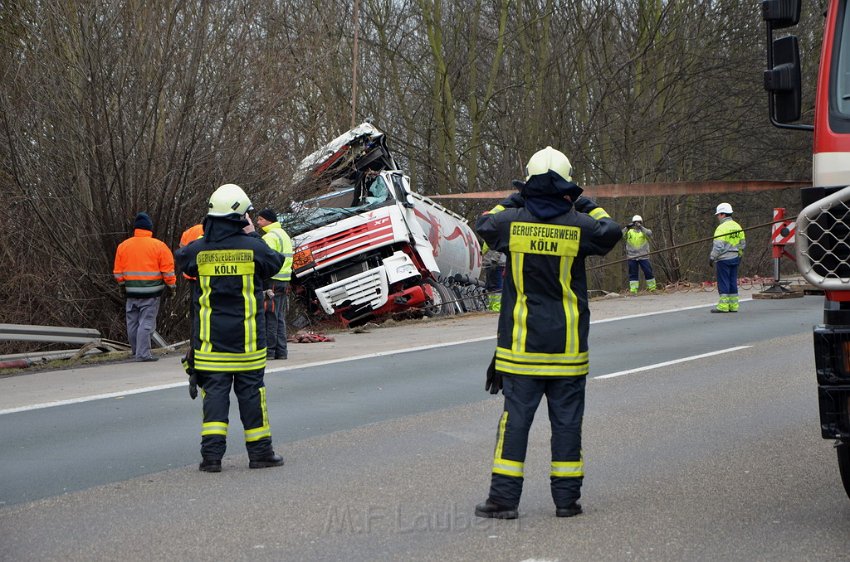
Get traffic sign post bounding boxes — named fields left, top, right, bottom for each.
left=759, top=208, right=802, bottom=296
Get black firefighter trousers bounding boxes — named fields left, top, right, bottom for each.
left=488, top=374, right=586, bottom=509
left=199, top=368, right=274, bottom=461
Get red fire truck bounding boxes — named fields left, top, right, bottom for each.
left=763, top=0, right=850, bottom=498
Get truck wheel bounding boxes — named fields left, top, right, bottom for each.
left=838, top=443, right=850, bottom=500
left=423, top=279, right=454, bottom=317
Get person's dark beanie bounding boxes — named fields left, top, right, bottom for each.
left=258, top=208, right=278, bottom=223
left=134, top=212, right=153, bottom=231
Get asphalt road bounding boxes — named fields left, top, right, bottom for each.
left=2, top=296, right=849, bottom=560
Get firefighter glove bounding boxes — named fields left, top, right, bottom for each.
left=188, top=373, right=198, bottom=400
left=499, top=192, right=526, bottom=209
left=573, top=195, right=598, bottom=214
left=485, top=355, right=502, bottom=395
left=181, top=352, right=198, bottom=400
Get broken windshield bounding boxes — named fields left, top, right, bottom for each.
left=281, top=175, right=394, bottom=236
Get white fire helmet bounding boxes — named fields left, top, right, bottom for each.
left=632, top=215, right=643, bottom=223
left=208, top=183, right=253, bottom=217
left=525, top=146, right=573, bottom=182
left=715, top=202, right=733, bottom=215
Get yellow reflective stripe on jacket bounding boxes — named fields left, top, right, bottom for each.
left=199, top=276, right=213, bottom=353
left=242, top=273, right=257, bottom=353
left=202, top=421, right=228, bottom=436
left=589, top=207, right=610, bottom=220
left=550, top=459, right=584, bottom=478
left=494, top=358, right=589, bottom=377
left=492, top=411, right=524, bottom=477
left=560, top=255, right=579, bottom=355
left=495, top=347, right=588, bottom=365
left=510, top=253, right=528, bottom=352
left=193, top=348, right=267, bottom=372
left=495, top=346, right=589, bottom=376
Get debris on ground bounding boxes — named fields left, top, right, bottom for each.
left=288, top=331, right=336, bottom=343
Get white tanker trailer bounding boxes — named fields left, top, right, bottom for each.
left=282, top=123, right=483, bottom=326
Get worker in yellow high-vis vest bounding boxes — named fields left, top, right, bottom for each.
left=256, top=208, right=294, bottom=360
left=622, top=215, right=656, bottom=294
left=710, top=202, right=746, bottom=313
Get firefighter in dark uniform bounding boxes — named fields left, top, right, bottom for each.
left=175, top=183, right=286, bottom=472
left=474, top=147, right=621, bottom=519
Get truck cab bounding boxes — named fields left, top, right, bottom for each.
left=763, top=0, right=850, bottom=498
left=282, top=123, right=482, bottom=326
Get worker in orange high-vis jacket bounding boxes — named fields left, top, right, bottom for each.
left=178, top=222, right=204, bottom=340
left=113, top=212, right=177, bottom=362
left=179, top=223, right=204, bottom=248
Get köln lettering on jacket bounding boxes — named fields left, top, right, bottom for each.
left=508, top=222, right=580, bottom=257
left=197, top=249, right=256, bottom=276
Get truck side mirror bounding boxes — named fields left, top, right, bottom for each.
left=761, top=0, right=800, bottom=29
left=391, top=173, right=415, bottom=209
left=764, top=35, right=802, bottom=123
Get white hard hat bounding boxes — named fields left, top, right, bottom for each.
left=525, top=146, right=572, bottom=182
left=632, top=215, right=643, bottom=223
left=208, top=183, right=253, bottom=217
left=715, top=202, right=733, bottom=215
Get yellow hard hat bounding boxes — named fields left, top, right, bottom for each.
left=208, top=183, right=253, bottom=217
left=525, top=146, right=572, bottom=182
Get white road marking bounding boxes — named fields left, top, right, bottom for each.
left=0, top=300, right=752, bottom=415
left=591, top=297, right=752, bottom=324
left=594, top=346, right=752, bottom=380
left=265, top=337, right=496, bottom=374
left=0, top=383, right=186, bottom=415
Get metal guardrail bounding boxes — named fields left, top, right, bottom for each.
left=0, top=324, right=165, bottom=348
left=796, top=185, right=850, bottom=290
left=0, top=324, right=102, bottom=345
left=0, top=325, right=133, bottom=366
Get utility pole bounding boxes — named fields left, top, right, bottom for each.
left=351, top=0, right=360, bottom=127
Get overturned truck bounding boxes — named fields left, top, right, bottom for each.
left=282, top=123, right=483, bottom=326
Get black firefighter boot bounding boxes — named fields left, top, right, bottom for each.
left=474, top=499, right=519, bottom=519
left=199, top=459, right=222, bottom=473
left=249, top=452, right=284, bottom=469
left=555, top=502, right=583, bottom=518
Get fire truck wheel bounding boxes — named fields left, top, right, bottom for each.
left=838, top=443, right=850, bottom=500
left=423, top=278, right=455, bottom=317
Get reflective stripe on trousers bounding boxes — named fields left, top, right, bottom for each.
left=488, top=374, right=585, bottom=508
left=199, top=368, right=273, bottom=460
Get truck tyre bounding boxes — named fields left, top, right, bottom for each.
left=838, top=443, right=850, bottom=500
left=423, top=278, right=454, bottom=317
